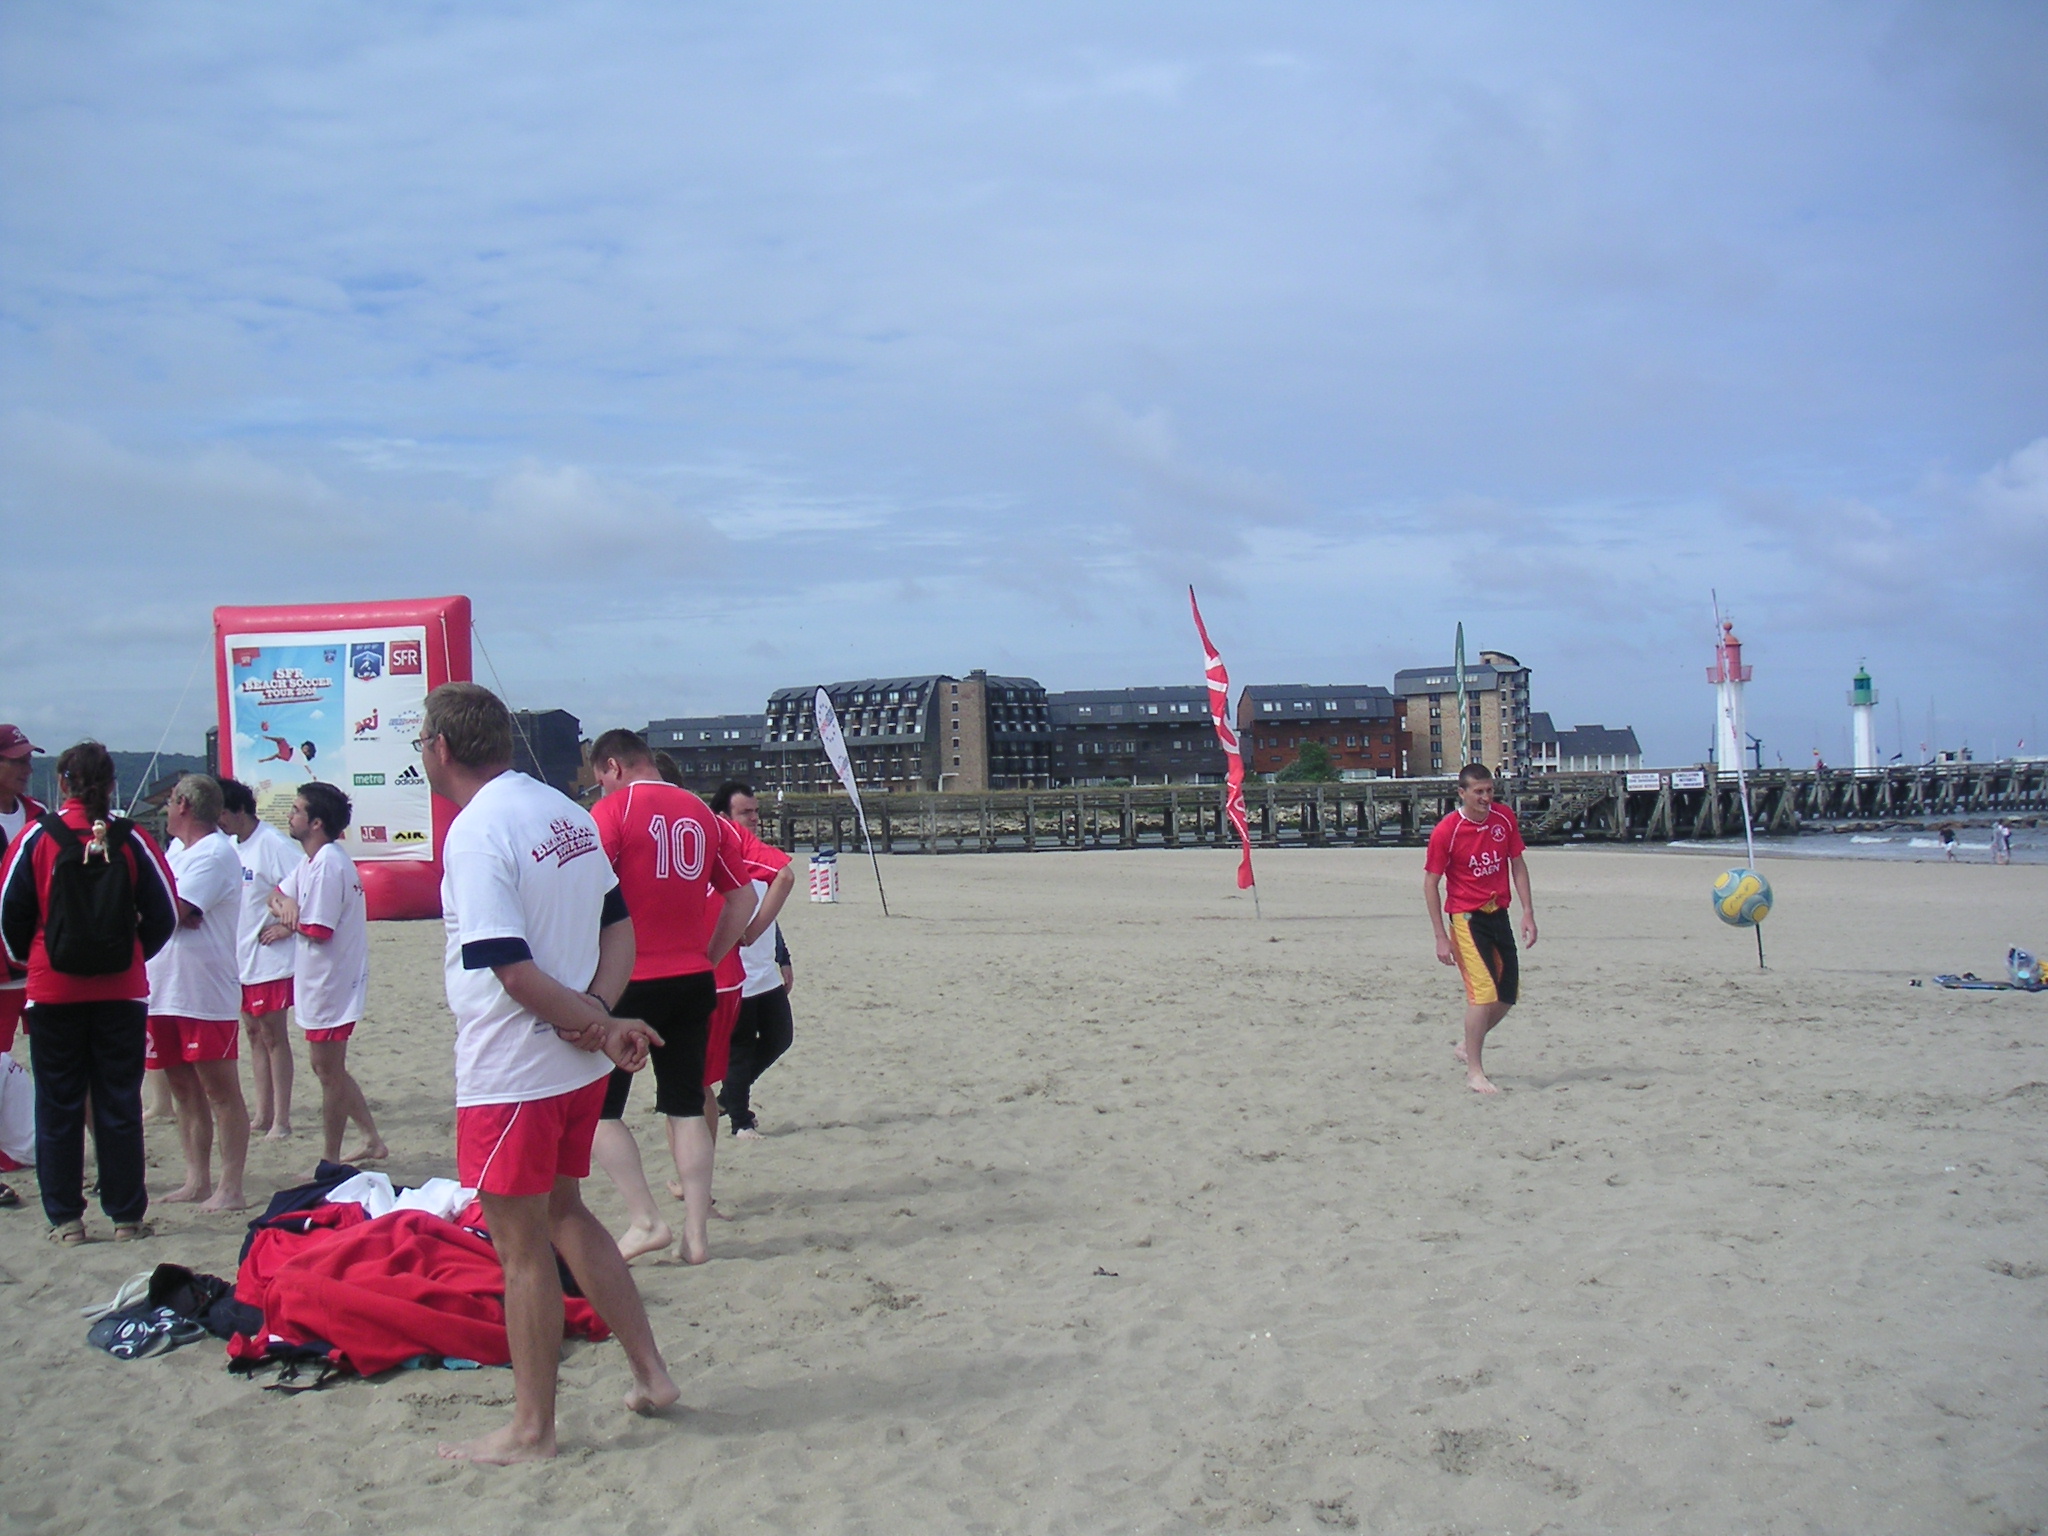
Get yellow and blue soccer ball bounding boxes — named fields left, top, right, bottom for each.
left=1712, top=867, right=1772, bottom=927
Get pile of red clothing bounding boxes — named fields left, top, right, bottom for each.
left=228, top=1179, right=609, bottom=1378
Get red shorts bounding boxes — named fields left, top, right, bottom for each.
left=0, top=988, right=22, bottom=1054
left=456, top=1076, right=608, bottom=1198
left=242, top=978, right=294, bottom=1016
left=704, top=988, right=742, bottom=1087
left=145, top=1014, right=240, bottom=1069
left=302, top=1022, right=355, bottom=1044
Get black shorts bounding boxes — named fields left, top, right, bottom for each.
left=1448, top=905, right=1519, bottom=1007
left=600, top=971, right=717, bottom=1120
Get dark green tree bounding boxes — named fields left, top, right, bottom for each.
left=1276, top=741, right=1339, bottom=782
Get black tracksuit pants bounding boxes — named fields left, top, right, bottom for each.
left=28, top=999, right=149, bottom=1226
left=718, top=986, right=793, bottom=1131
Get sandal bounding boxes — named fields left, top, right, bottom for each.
left=112, top=1221, right=154, bottom=1242
left=0, top=1182, right=20, bottom=1208
left=46, top=1219, right=88, bottom=1246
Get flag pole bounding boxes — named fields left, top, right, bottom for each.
left=854, top=800, right=890, bottom=917
left=814, top=686, right=890, bottom=917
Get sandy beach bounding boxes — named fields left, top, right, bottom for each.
left=1, top=845, right=2044, bottom=1534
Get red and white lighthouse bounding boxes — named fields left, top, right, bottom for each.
left=1706, top=618, right=1751, bottom=772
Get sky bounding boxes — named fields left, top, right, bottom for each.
left=3, top=2, right=2045, bottom=768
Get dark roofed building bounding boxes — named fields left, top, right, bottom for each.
left=643, top=714, right=768, bottom=793
left=511, top=709, right=583, bottom=797
left=1551, top=723, right=1642, bottom=772
left=1236, top=685, right=1408, bottom=779
left=756, top=673, right=1049, bottom=792
left=1048, top=686, right=1224, bottom=785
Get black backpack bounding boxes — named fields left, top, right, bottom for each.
left=37, top=814, right=141, bottom=976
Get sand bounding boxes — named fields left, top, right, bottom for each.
left=1, top=846, right=2044, bottom=1535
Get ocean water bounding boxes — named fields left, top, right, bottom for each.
left=1664, top=824, right=2046, bottom=865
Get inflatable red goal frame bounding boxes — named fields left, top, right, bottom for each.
left=213, top=597, right=471, bottom=920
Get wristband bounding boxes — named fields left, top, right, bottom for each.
left=584, top=990, right=614, bottom=1014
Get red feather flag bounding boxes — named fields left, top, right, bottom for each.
left=1189, top=586, right=1256, bottom=891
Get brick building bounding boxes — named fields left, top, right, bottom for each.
left=1235, top=685, right=1407, bottom=779
left=1048, top=686, right=1224, bottom=785
left=1391, top=651, right=1533, bottom=777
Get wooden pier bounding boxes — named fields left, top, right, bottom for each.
left=768, top=761, right=2048, bottom=855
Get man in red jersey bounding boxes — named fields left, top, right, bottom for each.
left=587, top=729, right=756, bottom=1265
left=1423, top=763, right=1537, bottom=1095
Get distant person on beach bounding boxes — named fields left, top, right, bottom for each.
left=1991, top=821, right=2012, bottom=866
left=420, top=683, right=678, bottom=1463
left=0, top=741, right=177, bottom=1243
left=710, top=781, right=798, bottom=1140
left=701, top=790, right=793, bottom=1194
left=1423, top=763, right=1537, bottom=1096
left=219, top=778, right=300, bottom=1139
left=145, top=775, right=254, bottom=1212
left=1939, top=825, right=1957, bottom=861
left=263, top=782, right=384, bottom=1167
left=0, top=725, right=47, bottom=1210
left=587, top=729, right=755, bottom=1265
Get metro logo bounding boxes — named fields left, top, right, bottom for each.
left=353, top=773, right=385, bottom=787
left=388, top=640, right=423, bottom=675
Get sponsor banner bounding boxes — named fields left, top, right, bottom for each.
left=1671, top=769, right=1708, bottom=790
left=222, top=625, right=433, bottom=861
left=1625, top=771, right=1664, bottom=792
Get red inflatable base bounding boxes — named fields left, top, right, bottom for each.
left=361, top=861, right=443, bottom=922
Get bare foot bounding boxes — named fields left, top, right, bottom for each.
left=436, top=1423, right=556, bottom=1464
left=624, top=1368, right=682, bottom=1415
left=1467, top=1070, right=1500, bottom=1096
left=265, top=1124, right=293, bottom=1141
left=1452, top=1043, right=1470, bottom=1065
left=708, top=1201, right=736, bottom=1223
left=616, top=1220, right=673, bottom=1263
left=344, top=1140, right=389, bottom=1164
left=666, top=1179, right=685, bottom=1201
left=160, top=1180, right=211, bottom=1204
left=250, top=1117, right=272, bottom=1137
left=198, top=1187, right=249, bottom=1213
left=674, top=1228, right=710, bottom=1266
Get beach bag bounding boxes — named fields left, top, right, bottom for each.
left=37, top=814, right=139, bottom=976
left=2011, top=949, right=2043, bottom=990
left=0, top=1050, right=31, bottom=1169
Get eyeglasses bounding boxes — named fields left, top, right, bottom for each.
left=411, top=732, right=439, bottom=752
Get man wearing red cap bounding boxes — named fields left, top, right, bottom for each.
left=0, top=727, right=45, bottom=1208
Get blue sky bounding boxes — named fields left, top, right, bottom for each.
left=4, top=3, right=2044, bottom=766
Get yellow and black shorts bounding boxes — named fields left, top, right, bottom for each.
left=1449, top=904, right=1519, bottom=1007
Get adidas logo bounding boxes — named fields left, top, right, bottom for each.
left=395, top=764, right=424, bottom=786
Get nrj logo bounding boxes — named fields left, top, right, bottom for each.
left=354, top=709, right=380, bottom=738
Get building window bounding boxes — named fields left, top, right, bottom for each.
left=952, top=756, right=960, bottom=767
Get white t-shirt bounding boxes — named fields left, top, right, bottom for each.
left=146, top=830, right=245, bottom=1021
left=281, top=841, right=369, bottom=1031
left=234, top=821, right=302, bottom=986
left=440, top=770, right=619, bottom=1108
left=0, top=800, right=28, bottom=994
left=738, top=880, right=784, bottom=998
left=0, top=800, right=26, bottom=854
